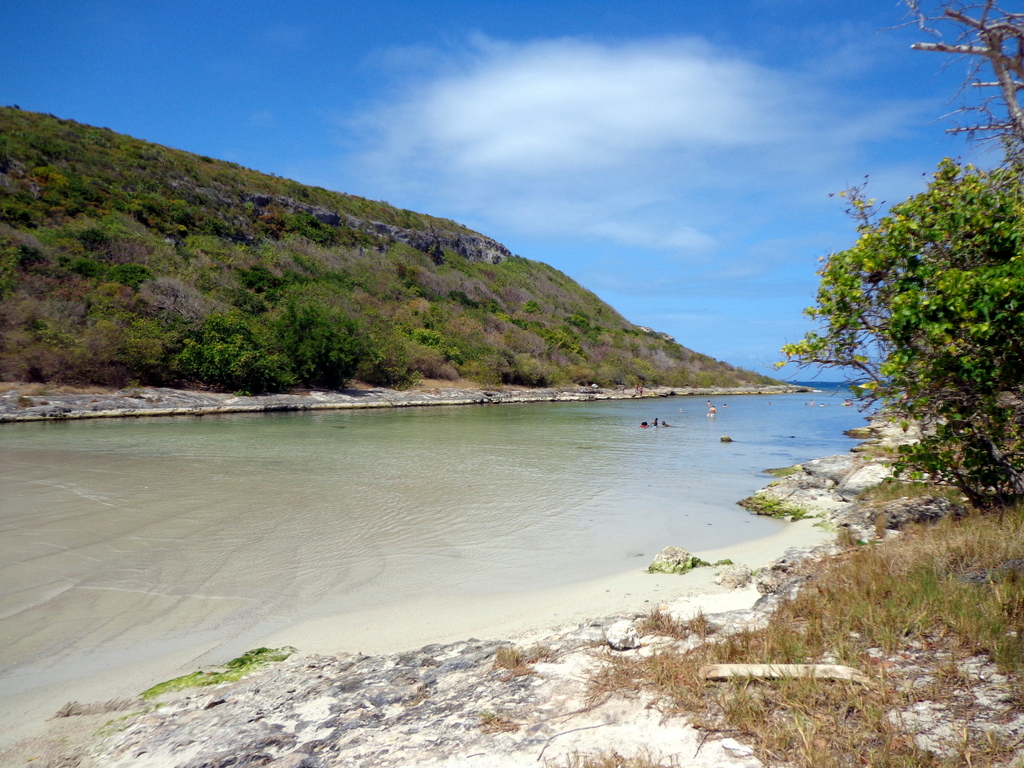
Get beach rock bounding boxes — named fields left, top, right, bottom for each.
left=801, top=454, right=855, bottom=486
left=753, top=544, right=835, bottom=598
left=720, top=435, right=733, bottom=442
left=605, top=620, right=641, bottom=650
left=837, top=463, right=893, bottom=501
left=872, top=495, right=964, bottom=530
left=647, top=546, right=706, bottom=574
left=714, top=564, right=752, bottom=589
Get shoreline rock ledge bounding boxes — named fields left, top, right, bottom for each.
left=0, top=383, right=811, bottom=423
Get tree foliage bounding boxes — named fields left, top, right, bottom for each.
left=783, top=160, right=1024, bottom=507
left=275, top=302, right=361, bottom=389
left=175, top=312, right=294, bottom=395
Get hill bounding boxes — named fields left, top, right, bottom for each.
left=0, top=108, right=779, bottom=393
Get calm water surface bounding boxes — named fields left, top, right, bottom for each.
left=0, top=389, right=866, bottom=698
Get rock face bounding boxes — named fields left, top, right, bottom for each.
left=243, top=193, right=514, bottom=266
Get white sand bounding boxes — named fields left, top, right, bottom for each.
left=262, top=517, right=831, bottom=655
left=0, top=518, right=830, bottom=754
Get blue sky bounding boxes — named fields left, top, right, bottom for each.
left=1, top=1, right=984, bottom=377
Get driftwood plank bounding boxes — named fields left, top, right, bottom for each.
left=701, top=663, right=870, bottom=684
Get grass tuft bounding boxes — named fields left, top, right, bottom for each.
left=554, top=749, right=675, bottom=767
left=493, top=643, right=555, bottom=678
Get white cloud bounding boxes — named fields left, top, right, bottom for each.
left=344, top=35, right=930, bottom=260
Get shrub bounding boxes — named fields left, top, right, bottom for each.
left=275, top=302, right=361, bottom=389
left=175, top=312, right=294, bottom=394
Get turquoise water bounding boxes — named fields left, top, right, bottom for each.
left=0, top=389, right=866, bottom=697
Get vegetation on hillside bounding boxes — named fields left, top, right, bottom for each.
left=0, top=107, right=775, bottom=393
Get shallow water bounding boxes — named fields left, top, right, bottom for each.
left=0, top=389, right=866, bottom=702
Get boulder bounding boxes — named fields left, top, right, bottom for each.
left=605, top=620, right=640, bottom=650
left=872, top=495, right=963, bottom=530
left=837, top=463, right=893, bottom=501
left=800, top=455, right=855, bottom=486
left=714, top=564, right=752, bottom=589
left=720, top=435, right=733, bottom=442
left=648, top=546, right=705, bottom=574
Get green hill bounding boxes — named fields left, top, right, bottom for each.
left=0, top=107, right=778, bottom=393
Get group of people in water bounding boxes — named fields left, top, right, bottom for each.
left=640, top=401, right=720, bottom=427
left=640, top=394, right=850, bottom=427
left=639, top=418, right=671, bottom=428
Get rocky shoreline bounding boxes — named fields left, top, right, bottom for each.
left=0, top=383, right=810, bottom=423
left=12, top=411, right=1006, bottom=768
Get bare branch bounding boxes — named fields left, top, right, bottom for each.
left=908, top=1, right=1024, bottom=162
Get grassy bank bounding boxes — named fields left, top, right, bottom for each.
left=591, top=505, right=1024, bottom=767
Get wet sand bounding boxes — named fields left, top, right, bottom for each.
left=0, top=517, right=831, bottom=752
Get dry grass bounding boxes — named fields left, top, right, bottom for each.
left=591, top=506, right=1024, bottom=767
left=858, top=479, right=966, bottom=505
left=636, top=608, right=712, bottom=641
left=554, top=749, right=675, bottom=768
left=493, top=643, right=556, bottom=678
left=479, top=711, right=520, bottom=733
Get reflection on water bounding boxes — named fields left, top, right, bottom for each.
left=0, top=391, right=867, bottom=697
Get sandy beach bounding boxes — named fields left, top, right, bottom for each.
left=0, top=516, right=831, bottom=757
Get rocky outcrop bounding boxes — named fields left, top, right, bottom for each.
left=365, top=221, right=512, bottom=265
left=739, top=453, right=894, bottom=520
left=243, top=192, right=512, bottom=265
left=740, top=415, right=964, bottom=541
left=74, top=619, right=768, bottom=768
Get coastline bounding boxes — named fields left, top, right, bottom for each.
left=0, top=381, right=839, bottom=767
left=0, top=517, right=835, bottom=766
left=0, top=382, right=811, bottom=423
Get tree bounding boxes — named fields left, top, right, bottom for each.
left=907, top=1, right=1024, bottom=160
left=784, top=2, right=1024, bottom=508
left=175, top=312, right=294, bottom=395
left=275, top=302, right=361, bottom=389
left=782, top=160, right=1024, bottom=508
